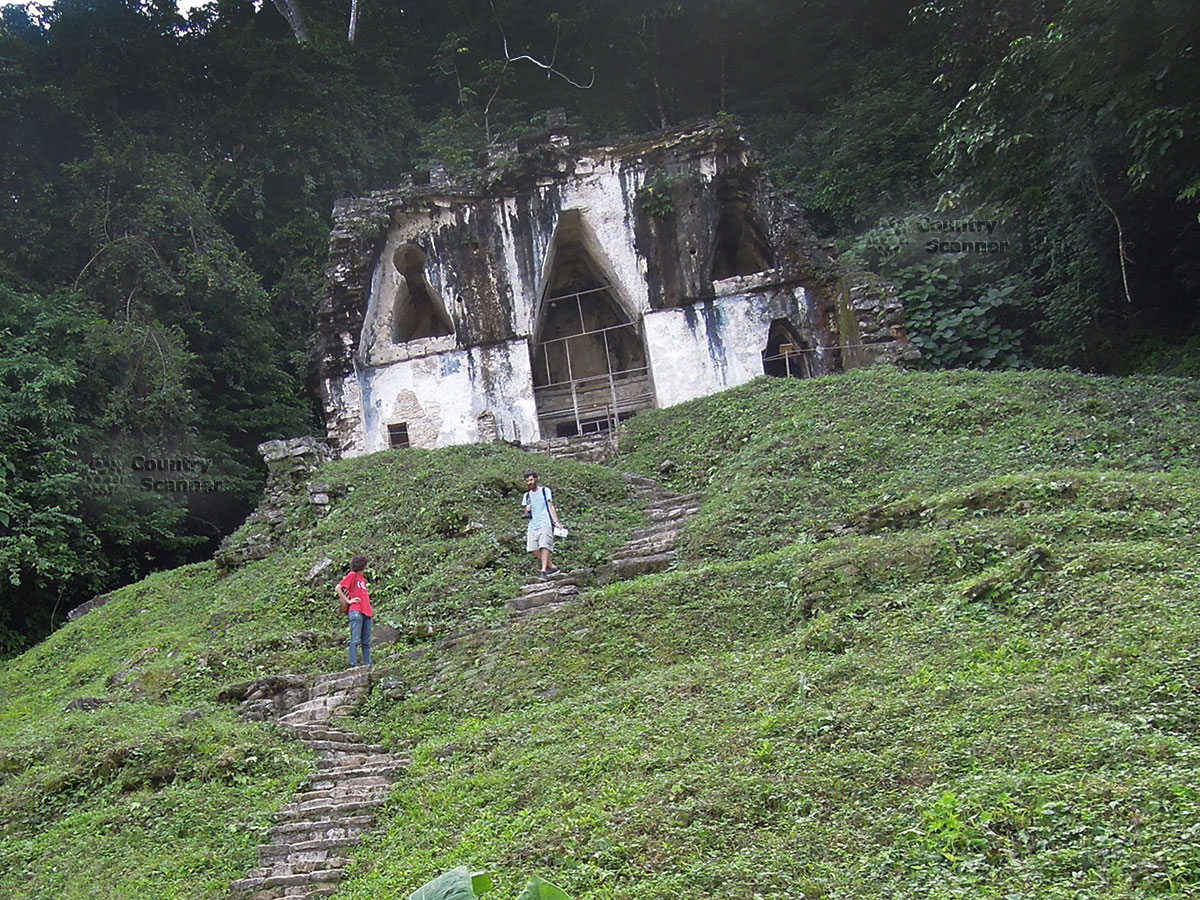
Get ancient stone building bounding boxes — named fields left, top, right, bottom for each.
left=316, top=117, right=914, bottom=455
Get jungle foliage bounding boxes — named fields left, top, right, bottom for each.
left=1, top=0, right=1198, bottom=648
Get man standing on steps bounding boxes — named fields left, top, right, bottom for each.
left=337, top=554, right=373, bottom=667
left=522, top=469, right=564, bottom=580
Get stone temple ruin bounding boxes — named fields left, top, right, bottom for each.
left=317, top=116, right=914, bottom=455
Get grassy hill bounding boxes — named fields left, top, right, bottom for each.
left=2, top=369, right=1199, bottom=899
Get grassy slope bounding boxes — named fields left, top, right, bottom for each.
left=0, top=445, right=637, bottom=899
left=3, top=370, right=1200, bottom=899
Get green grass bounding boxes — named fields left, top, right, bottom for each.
left=3, top=370, right=1200, bottom=898
left=615, top=368, right=1200, bottom=563
left=344, top=467, right=1200, bottom=899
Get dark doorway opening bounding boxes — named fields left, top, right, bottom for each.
left=711, top=196, right=775, bottom=280
left=387, top=423, right=411, bottom=448
left=392, top=243, right=454, bottom=343
left=762, top=318, right=813, bottom=379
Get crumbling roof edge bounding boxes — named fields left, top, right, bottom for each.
left=328, top=118, right=750, bottom=222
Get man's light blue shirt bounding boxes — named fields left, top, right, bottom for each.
left=523, top=486, right=553, bottom=530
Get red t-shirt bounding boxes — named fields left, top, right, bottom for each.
left=338, top=571, right=373, bottom=618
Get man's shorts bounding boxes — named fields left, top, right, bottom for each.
left=526, top=526, right=555, bottom=552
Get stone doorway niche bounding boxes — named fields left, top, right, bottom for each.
left=762, top=318, right=813, bottom=379
left=711, top=187, right=775, bottom=281
left=392, top=243, right=454, bottom=343
left=532, top=212, right=654, bottom=437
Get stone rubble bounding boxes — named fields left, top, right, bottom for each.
left=218, top=437, right=336, bottom=571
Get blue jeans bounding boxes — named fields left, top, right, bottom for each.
left=349, top=610, right=372, bottom=666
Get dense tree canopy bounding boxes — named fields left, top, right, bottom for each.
left=1, top=0, right=1197, bottom=651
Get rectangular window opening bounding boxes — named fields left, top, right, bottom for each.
left=388, top=423, right=410, bottom=449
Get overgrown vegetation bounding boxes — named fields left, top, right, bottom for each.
left=2, top=0, right=1197, bottom=645
left=2, top=371, right=1199, bottom=898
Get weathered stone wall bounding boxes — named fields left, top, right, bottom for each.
left=354, top=339, right=539, bottom=451
left=316, top=120, right=914, bottom=455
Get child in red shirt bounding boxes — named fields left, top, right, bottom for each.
left=337, top=554, right=373, bottom=667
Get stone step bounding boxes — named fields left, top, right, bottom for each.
left=616, top=536, right=680, bottom=558
left=256, top=834, right=363, bottom=863
left=240, top=883, right=340, bottom=900
left=631, top=516, right=686, bottom=535
left=294, top=782, right=393, bottom=801
left=292, top=782, right=393, bottom=805
left=275, top=797, right=386, bottom=821
left=312, top=664, right=371, bottom=681
left=619, top=528, right=686, bottom=549
left=304, top=738, right=385, bottom=754
left=279, top=710, right=356, bottom=730
left=306, top=764, right=403, bottom=786
left=520, top=575, right=580, bottom=594
left=611, top=548, right=674, bottom=568
left=284, top=726, right=369, bottom=744
left=309, top=669, right=372, bottom=696
left=612, top=552, right=675, bottom=578
left=267, top=815, right=375, bottom=842
left=315, top=753, right=395, bottom=770
left=652, top=490, right=702, bottom=505
left=247, top=855, right=354, bottom=879
left=642, top=503, right=696, bottom=519
left=281, top=887, right=339, bottom=900
left=304, top=689, right=368, bottom=708
left=265, top=887, right=339, bottom=900
left=277, top=696, right=354, bottom=722
left=507, top=584, right=578, bottom=612
left=642, top=502, right=693, bottom=519
left=621, top=473, right=661, bottom=489
left=625, top=522, right=684, bottom=544
left=230, top=866, right=345, bottom=896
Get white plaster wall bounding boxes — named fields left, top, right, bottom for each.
left=555, top=159, right=652, bottom=315
left=327, top=369, right=367, bottom=457
left=644, top=294, right=780, bottom=408
left=497, top=192, right=556, bottom=338
left=495, top=152, right=724, bottom=336
left=338, top=144, right=784, bottom=453
left=356, top=338, right=540, bottom=452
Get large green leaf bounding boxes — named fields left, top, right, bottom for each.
left=472, top=872, right=494, bottom=895
left=514, top=875, right=572, bottom=900
left=408, top=867, right=480, bottom=900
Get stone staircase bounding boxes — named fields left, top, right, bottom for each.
left=507, top=472, right=702, bottom=615
left=226, top=466, right=701, bottom=899
left=229, top=667, right=407, bottom=900
left=524, top=432, right=618, bottom=465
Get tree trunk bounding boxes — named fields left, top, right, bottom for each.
left=270, top=0, right=311, bottom=42
left=651, top=70, right=668, bottom=130
left=348, top=0, right=359, bottom=44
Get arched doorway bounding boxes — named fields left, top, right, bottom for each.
left=761, top=318, right=813, bottom=379
left=532, top=215, right=654, bottom=437
left=711, top=188, right=775, bottom=281
left=392, top=243, right=454, bottom=343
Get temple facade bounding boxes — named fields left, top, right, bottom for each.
left=316, top=118, right=914, bottom=455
